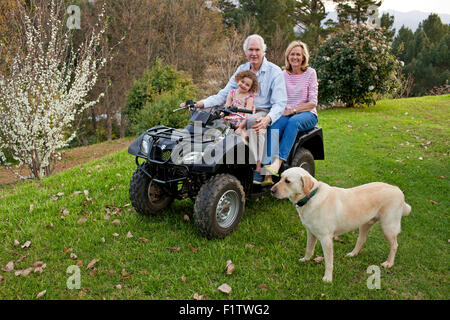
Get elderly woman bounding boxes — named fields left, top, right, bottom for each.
left=262, top=41, right=318, bottom=186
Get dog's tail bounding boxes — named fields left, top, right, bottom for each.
left=402, top=202, right=411, bottom=216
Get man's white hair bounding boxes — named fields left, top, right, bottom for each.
left=243, top=34, right=266, bottom=54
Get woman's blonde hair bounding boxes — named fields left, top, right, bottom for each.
left=285, top=41, right=310, bottom=73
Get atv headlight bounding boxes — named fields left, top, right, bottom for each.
left=140, top=135, right=151, bottom=155
left=181, top=151, right=204, bottom=164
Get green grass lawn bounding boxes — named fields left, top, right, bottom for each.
left=0, top=95, right=448, bottom=300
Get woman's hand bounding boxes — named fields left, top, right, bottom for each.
left=282, top=108, right=295, bottom=116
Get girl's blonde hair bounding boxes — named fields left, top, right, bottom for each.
left=285, top=41, right=310, bottom=73
left=235, top=70, right=259, bottom=93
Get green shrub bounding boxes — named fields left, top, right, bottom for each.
left=312, top=23, right=402, bottom=107
left=124, top=58, right=196, bottom=120
left=130, top=88, right=194, bottom=134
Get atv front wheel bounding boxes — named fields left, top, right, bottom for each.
left=290, top=147, right=315, bottom=177
left=129, top=165, right=173, bottom=215
left=194, top=174, right=245, bottom=239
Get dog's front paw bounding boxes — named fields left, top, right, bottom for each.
left=346, top=252, right=356, bottom=258
left=299, top=256, right=310, bottom=262
left=322, top=274, right=333, bottom=282
left=381, top=261, right=394, bottom=268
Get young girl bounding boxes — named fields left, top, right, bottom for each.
left=224, top=70, right=258, bottom=137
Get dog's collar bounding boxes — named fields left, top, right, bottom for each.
left=296, top=187, right=319, bottom=207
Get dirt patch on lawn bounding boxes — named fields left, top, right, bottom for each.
left=0, top=137, right=134, bottom=186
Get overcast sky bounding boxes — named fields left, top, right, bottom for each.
left=325, top=0, right=450, bottom=15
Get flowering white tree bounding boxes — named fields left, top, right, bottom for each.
left=0, top=0, right=107, bottom=179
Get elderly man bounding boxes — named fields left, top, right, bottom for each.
left=190, top=34, right=287, bottom=184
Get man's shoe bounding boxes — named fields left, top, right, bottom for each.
left=253, top=171, right=263, bottom=184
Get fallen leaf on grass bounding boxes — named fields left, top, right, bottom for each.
left=31, top=261, right=45, bottom=268
left=313, top=256, right=323, bottom=263
left=181, top=274, right=187, bottom=282
left=183, top=214, right=190, bottom=222
left=76, top=260, right=83, bottom=267
left=127, top=231, right=134, bottom=238
left=112, top=233, right=119, bottom=237
left=167, top=247, right=180, bottom=252
left=77, top=217, right=88, bottom=224
left=70, top=253, right=77, bottom=259
left=14, top=239, right=20, bottom=247
left=112, top=219, right=121, bottom=226
left=218, top=283, right=232, bottom=294
left=32, top=261, right=47, bottom=274
left=16, top=254, right=28, bottom=263
left=36, top=290, right=46, bottom=299
left=225, top=260, right=235, bottom=275
left=21, top=241, right=31, bottom=249
left=115, top=284, right=123, bottom=290
left=429, top=200, right=438, bottom=205
left=89, top=268, right=98, bottom=276
left=334, top=236, right=344, bottom=243
left=189, top=243, right=198, bottom=253
left=139, top=237, right=149, bottom=243
left=86, top=259, right=99, bottom=270
left=245, top=244, right=255, bottom=249
left=15, top=267, right=33, bottom=277
left=258, top=284, right=268, bottom=291
left=193, top=293, right=204, bottom=300
left=2, top=261, right=14, bottom=272
left=29, top=204, right=34, bottom=213
left=59, top=208, right=70, bottom=215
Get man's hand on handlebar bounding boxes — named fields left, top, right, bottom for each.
left=179, top=101, right=204, bottom=109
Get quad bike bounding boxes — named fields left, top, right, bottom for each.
left=128, top=100, right=324, bottom=239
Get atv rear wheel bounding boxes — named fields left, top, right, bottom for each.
left=290, top=147, right=315, bottom=177
left=129, top=165, right=173, bottom=215
left=194, top=174, right=245, bottom=239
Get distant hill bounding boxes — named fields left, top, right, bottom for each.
left=382, top=9, right=450, bottom=32
left=324, top=10, right=450, bottom=33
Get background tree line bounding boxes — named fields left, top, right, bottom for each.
left=0, top=0, right=448, bottom=150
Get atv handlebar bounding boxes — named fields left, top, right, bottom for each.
left=173, top=100, right=197, bottom=113
left=227, top=106, right=254, bottom=114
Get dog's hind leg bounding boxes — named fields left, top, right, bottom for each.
left=299, top=228, right=317, bottom=262
left=346, top=220, right=376, bottom=257
left=380, top=215, right=401, bottom=268
left=320, top=236, right=334, bottom=282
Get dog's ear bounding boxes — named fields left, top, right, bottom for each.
left=301, top=175, right=314, bottom=196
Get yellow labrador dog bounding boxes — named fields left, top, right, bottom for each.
left=271, top=167, right=411, bottom=282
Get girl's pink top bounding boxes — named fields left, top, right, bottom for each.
left=225, top=89, right=254, bottom=123
left=283, top=68, right=318, bottom=117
